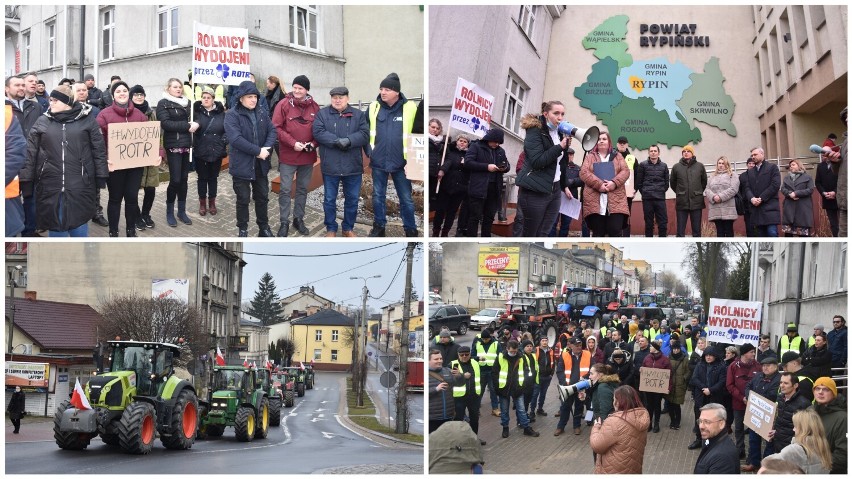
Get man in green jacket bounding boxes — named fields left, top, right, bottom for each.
left=669, top=145, right=707, bottom=237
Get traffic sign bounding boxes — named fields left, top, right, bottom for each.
left=380, top=371, right=397, bottom=388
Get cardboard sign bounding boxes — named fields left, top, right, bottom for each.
left=192, top=22, right=251, bottom=86
left=707, top=298, right=762, bottom=345
left=639, top=367, right=670, bottom=393
left=745, top=391, right=776, bottom=441
left=405, top=134, right=425, bottom=182
left=449, top=77, right=495, bottom=139
left=107, top=121, right=162, bottom=171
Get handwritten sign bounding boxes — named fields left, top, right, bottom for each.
left=107, top=121, right=162, bottom=171
left=707, top=298, right=762, bottom=345
left=192, top=22, right=251, bottom=86
left=449, top=77, right=494, bottom=139
left=745, top=391, right=777, bottom=441
left=405, top=134, right=425, bottom=181
left=639, top=367, right=670, bottom=393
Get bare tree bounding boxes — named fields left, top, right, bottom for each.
left=681, top=243, right=744, bottom=312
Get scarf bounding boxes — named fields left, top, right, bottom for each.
left=789, top=172, right=802, bottom=182
left=162, top=91, right=189, bottom=107
left=133, top=100, right=150, bottom=115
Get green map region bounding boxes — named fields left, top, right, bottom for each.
left=582, top=14, right=632, bottom=68
left=676, top=57, right=738, bottom=135
left=573, top=57, right=623, bottom=115
left=597, top=96, right=702, bottom=150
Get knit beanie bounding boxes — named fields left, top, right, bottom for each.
left=380, top=72, right=401, bottom=92
left=111, top=80, right=130, bottom=95
left=520, top=339, right=533, bottom=350
left=129, top=85, right=146, bottom=97
left=292, top=75, right=310, bottom=91
left=740, top=343, right=756, bottom=356
left=682, top=145, right=695, bottom=155
left=813, top=377, right=838, bottom=397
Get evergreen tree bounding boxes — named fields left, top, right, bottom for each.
left=727, top=249, right=751, bottom=300
left=248, top=273, right=284, bottom=326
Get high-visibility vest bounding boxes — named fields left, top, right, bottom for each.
left=451, top=359, right=481, bottom=397
left=497, top=355, right=525, bottom=389
left=624, top=153, right=636, bottom=196
left=561, top=350, right=591, bottom=384
left=648, top=328, right=660, bottom=340
left=525, top=352, right=539, bottom=384
left=184, top=83, right=225, bottom=104
left=368, top=100, right=417, bottom=159
left=685, top=337, right=694, bottom=354
left=475, top=341, right=498, bottom=367
left=5, top=105, right=19, bottom=198
left=807, top=336, right=817, bottom=347
left=780, top=336, right=803, bottom=356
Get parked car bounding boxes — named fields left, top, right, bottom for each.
left=660, top=307, right=675, bottom=321
left=614, top=306, right=666, bottom=323
left=674, top=308, right=686, bottom=320
left=470, top=308, right=503, bottom=331
left=428, top=304, right=470, bottom=339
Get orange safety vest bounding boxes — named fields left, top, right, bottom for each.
left=5, top=105, right=20, bottom=198
left=561, top=349, right=591, bottom=383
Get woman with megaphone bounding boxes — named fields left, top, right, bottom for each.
left=580, top=131, right=631, bottom=236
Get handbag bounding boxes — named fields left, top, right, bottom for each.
left=734, top=193, right=745, bottom=216
left=199, top=116, right=227, bottom=161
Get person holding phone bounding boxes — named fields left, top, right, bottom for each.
left=429, top=349, right=463, bottom=433
left=225, top=80, right=277, bottom=237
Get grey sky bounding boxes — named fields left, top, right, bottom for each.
left=241, top=242, right=423, bottom=313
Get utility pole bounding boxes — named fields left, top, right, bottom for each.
left=7, top=266, right=20, bottom=357
left=351, top=275, right=380, bottom=408
left=395, top=242, right=416, bottom=434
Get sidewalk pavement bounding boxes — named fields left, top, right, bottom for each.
left=5, top=415, right=55, bottom=443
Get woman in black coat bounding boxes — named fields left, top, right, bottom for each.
left=428, top=118, right=447, bottom=216
left=20, top=85, right=109, bottom=236
left=157, top=77, right=199, bottom=227
left=802, top=334, right=832, bottom=380
left=433, top=135, right=470, bottom=237
left=687, top=346, right=727, bottom=449
left=463, top=128, right=509, bottom=237
left=814, top=158, right=839, bottom=236
left=7, top=386, right=25, bottom=433
left=193, top=88, right=227, bottom=217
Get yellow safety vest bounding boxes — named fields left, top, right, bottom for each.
left=450, top=359, right=481, bottom=397
left=368, top=100, right=417, bottom=159
left=475, top=341, right=498, bottom=367
left=497, top=355, right=525, bottom=389
left=780, top=336, right=803, bottom=357
left=685, top=337, right=694, bottom=354
left=525, top=352, right=539, bottom=385
left=5, top=105, right=19, bottom=198
left=184, top=84, right=225, bottom=104
left=807, top=336, right=816, bottom=347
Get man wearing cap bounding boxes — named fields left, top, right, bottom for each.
left=744, top=147, right=781, bottom=237
left=465, top=128, right=510, bottom=237
left=272, top=75, right=319, bottom=237
left=434, top=330, right=459, bottom=368
left=636, top=143, right=670, bottom=237
left=450, top=346, right=485, bottom=445
left=827, top=315, right=847, bottom=372
left=615, top=136, right=637, bottom=236
left=367, top=73, right=419, bottom=237
left=554, top=337, right=591, bottom=436
left=813, top=377, right=847, bottom=474
left=531, top=336, right=556, bottom=417
left=780, top=351, right=814, bottom=401
left=726, top=342, right=761, bottom=460
left=494, top=340, right=539, bottom=438
left=742, top=355, right=781, bottom=472
left=778, top=323, right=806, bottom=357
left=808, top=324, right=826, bottom=347
left=313, top=86, right=369, bottom=237
left=471, top=328, right=501, bottom=417
left=83, top=74, right=103, bottom=110
left=669, top=144, right=707, bottom=237
left=769, top=372, right=812, bottom=452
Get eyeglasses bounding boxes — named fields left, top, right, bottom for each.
left=833, top=321, right=842, bottom=324
left=696, top=418, right=724, bottom=426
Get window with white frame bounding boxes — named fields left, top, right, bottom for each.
left=313, top=349, right=322, bottom=361
left=314, top=330, right=322, bottom=341
left=289, top=5, right=318, bottom=50
left=331, top=350, right=338, bottom=361
left=502, top=72, right=528, bottom=134
left=517, top=6, right=538, bottom=39
left=21, top=31, right=30, bottom=71
left=533, top=257, right=539, bottom=275
left=331, top=330, right=339, bottom=342
left=102, top=7, right=115, bottom=60
left=47, top=22, right=56, bottom=66
left=157, top=5, right=179, bottom=49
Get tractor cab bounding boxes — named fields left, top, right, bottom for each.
left=105, top=341, right=179, bottom=398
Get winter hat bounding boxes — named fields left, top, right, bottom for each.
left=781, top=351, right=801, bottom=365
left=650, top=340, right=662, bottom=353
left=111, top=80, right=130, bottom=95
left=83, top=73, right=95, bottom=81
left=481, top=128, right=504, bottom=144
left=740, top=343, right=756, bottom=356
left=629, top=323, right=639, bottom=337
left=813, top=377, right=837, bottom=397
left=813, top=324, right=825, bottom=332
left=760, top=355, right=778, bottom=365
left=49, top=85, right=75, bottom=107
left=129, top=85, right=146, bottom=97
left=380, top=72, right=401, bottom=92
left=481, top=328, right=492, bottom=338
left=520, top=339, right=533, bottom=350
left=439, top=330, right=451, bottom=338
left=200, top=86, right=215, bottom=98
left=682, top=145, right=695, bottom=155
left=670, top=340, right=682, bottom=350
left=704, top=345, right=718, bottom=358
left=617, top=136, right=628, bottom=144
left=786, top=322, right=798, bottom=332
left=457, top=345, right=471, bottom=354
left=292, top=75, right=310, bottom=91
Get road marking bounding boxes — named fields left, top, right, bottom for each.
left=315, top=408, right=326, bottom=412
left=322, top=431, right=336, bottom=439
left=414, top=419, right=424, bottom=424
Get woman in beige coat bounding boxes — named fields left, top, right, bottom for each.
left=590, top=385, right=650, bottom=474
left=579, top=131, right=630, bottom=237
left=704, top=156, right=739, bottom=237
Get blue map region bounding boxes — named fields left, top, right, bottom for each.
left=615, top=57, right=694, bottom=123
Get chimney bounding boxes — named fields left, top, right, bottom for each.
left=24, top=291, right=37, bottom=301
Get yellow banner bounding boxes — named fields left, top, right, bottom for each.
left=478, top=247, right=520, bottom=277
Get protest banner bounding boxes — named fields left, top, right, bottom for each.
left=405, top=134, right=425, bottom=181
left=745, top=390, right=776, bottom=441
left=107, top=121, right=162, bottom=171
left=449, top=77, right=495, bottom=139
left=706, top=298, right=762, bottom=345
left=639, top=367, right=670, bottom=393
left=152, top=279, right=190, bottom=303
left=5, top=361, right=49, bottom=388
left=192, top=22, right=251, bottom=86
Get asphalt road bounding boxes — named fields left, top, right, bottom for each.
left=365, top=342, right=424, bottom=435
left=5, top=372, right=421, bottom=474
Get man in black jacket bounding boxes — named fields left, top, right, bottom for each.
left=694, top=403, right=739, bottom=474
left=744, top=147, right=781, bottom=237
left=739, top=156, right=756, bottom=236
left=769, top=372, right=812, bottom=452
left=493, top=340, right=539, bottom=438
left=530, top=337, right=556, bottom=416
left=815, top=153, right=839, bottom=236
left=741, top=355, right=781, bottom=472
left=635, top=144, right=670, bottom=237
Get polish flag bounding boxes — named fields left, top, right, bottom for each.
left=70, top=378, right=92, bottom=410
left=251, top=361, right=256, bottom=369
left=215, top=346, right=226, bottom=366
left=243, top=359, right=249, bottom=368
left=299, top=361, right=305, bottom=371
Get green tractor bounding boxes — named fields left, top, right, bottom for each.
left=255, top=367, right=283, bottom=426
left=196, top=365, right=269, bottom=442
left=53, top=340, right=198, bottom=454
left=273, top=370, right=296, bottom=407
left=304, top=365, right=315, bottom=390
left=284, top=367, right=307, bottom=397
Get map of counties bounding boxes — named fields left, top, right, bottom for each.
left=574, top=15, right=736, bottom=150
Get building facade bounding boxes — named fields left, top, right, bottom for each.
left=290, top=309, right=355, bottom=371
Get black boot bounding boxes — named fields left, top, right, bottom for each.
left=502, top=426, right=509, bottom=438
left=404, top=228, right=420, bottom=237
left=368, top=222, right=386, bottom=237
left=293, top=217, right=309, bottom=235
left=108, top=230, right=119, bottom=237
left=653, top=422, right=660, bottom=433
left=277, top=224, right=290, bottom=237
left=523, top=426, right=540, bottom=437
left=126, top=228, right=137, bottom=238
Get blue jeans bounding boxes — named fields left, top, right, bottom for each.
left=499, top=395, right=530, bottom=428
left=549, top=215, right=571, bottom=237
left=371, top=168, right=416, bottom=230
left=754, top=224, right=778, bottom=237
left=479, top=367, right=499, bottom=410
left=557, top=393, right=585, bottom=430
left=323, top=174, right=362, bottom=232
left=747, top=430, right=774, bottom=467
left=531, top=375, right=552, bottom=410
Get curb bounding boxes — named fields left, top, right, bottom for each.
left=337, top=376, right=423, bottom=448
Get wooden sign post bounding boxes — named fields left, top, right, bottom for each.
left=639, top=367, right=670, bottom=393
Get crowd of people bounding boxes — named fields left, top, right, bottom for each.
left=429, top=102, right=848, bottom=238
left=429, top=314, right=848, bottom=474
left=6, top=70, right=423, bottom=237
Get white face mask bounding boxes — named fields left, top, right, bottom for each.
left=507, top=351, right=517, bottom=357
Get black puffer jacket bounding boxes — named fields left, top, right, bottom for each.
left=156, top=94, right=193, bottom=148
left=516, top=114, right=571, bottom=194
left=772, top=391, right=812, bottom=451
left=21, top=102, right=108, bottom=231
left=689, top=349, right=728, bottom=407
left=464, top=130, right=509, bottom=199
left=438, top=142, right=469, bottom=196
left=192, top=100, right=228, bottom=162
left=801, top=344, right=832, bottom=380
left=635, top=158, right=670, bottom=200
